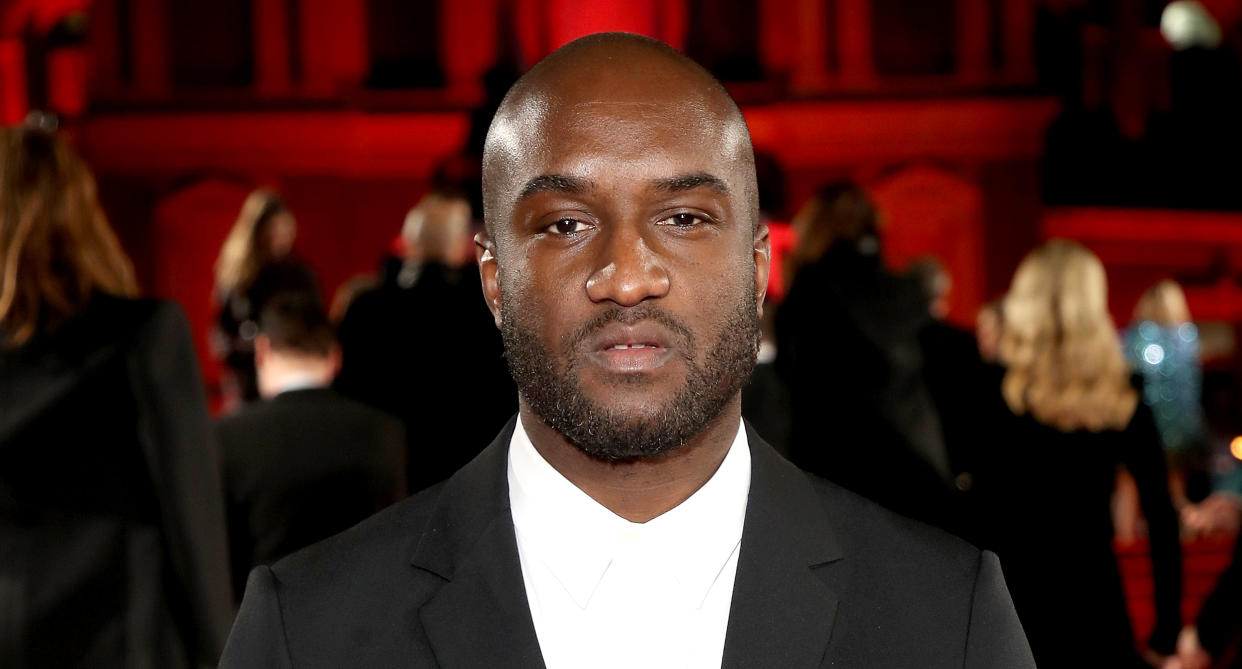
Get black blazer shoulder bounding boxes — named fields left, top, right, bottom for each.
left=2, top=295, right=233, bottom=668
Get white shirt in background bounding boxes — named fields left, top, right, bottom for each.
left=507, top=417, right=751, bottom=669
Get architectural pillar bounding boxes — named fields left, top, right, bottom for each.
left=0, top=39, right=26, bottom=123
left=543, top=0, right=660, bottom=52
left=837, top=0, right=875, bottom=88
left=957, top=0, right=990, bottom=85
left=129, top=0, right=169, bottom=98
left=1001, top=0, right=1036, bottom=84
left=254, top=0, right=292, bottom=97
left=790, top=0, right=831, bottom=93
left=299, top=0, right=366, bottom=96
left=441, top=0, right=498, bottom=100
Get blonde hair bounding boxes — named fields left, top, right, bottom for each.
left=998, top=239, right=1137, bottom=432
left=0, top=124, right=137, bottom=347
left=1134, top=279, right=1191, bottom=326
left=214, top=188, right=291, bottom=297
left=401, top=191, right=472, bottom=265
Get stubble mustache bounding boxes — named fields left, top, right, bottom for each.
left=558, top=304, right=698, bottom=374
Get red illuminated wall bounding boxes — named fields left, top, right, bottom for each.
left=14, top=0, right=1242, bottom=385
left=1044, top=208, right=1242, bottom=326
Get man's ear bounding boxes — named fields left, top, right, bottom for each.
left=476, top=231, right=502, bottom=328
left=753, top=223, right=771, bottom=318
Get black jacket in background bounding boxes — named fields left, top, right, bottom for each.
left=775, top=242, right=962, bottom=532
left=1, top=296, right=233, bottom=669
left=335, top=259, right=516, bottom=493
left=220, top=418, right=1035, bottom=668
left=214, top=387, right=406, bottom=600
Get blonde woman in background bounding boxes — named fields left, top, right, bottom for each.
left=1114, top=281, right=1210, bottom=537
left=0, top=120, right=232, bottom=667
left=212, top=188, right=319, bottom=408
left=1126, top=281, right=1208, bottom=482
left=974, top=239, right=1182, bottom=668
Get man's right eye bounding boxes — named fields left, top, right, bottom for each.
left=547, top=218, right=590, bottom=235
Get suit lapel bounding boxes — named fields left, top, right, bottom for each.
left=410, top=417, right=547, bottom=669
left=722, top=426, right=844, bottom=669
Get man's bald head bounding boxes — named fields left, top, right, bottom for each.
left=481, top=32, right=758, bottom=241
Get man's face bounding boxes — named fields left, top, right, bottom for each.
left=480, top=72, right=770, bottom=461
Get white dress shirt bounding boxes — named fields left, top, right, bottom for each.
left=507, top=417, right=751, bottom=669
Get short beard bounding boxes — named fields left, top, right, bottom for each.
left=501, top=292, right=760, bottom=462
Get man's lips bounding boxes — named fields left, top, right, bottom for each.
left=582, top=322, right=677, bottom=373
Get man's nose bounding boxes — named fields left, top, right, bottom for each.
left=584, top=225, right=671, bottom=306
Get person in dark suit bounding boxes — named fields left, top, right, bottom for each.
left=336, top=190, right=516, bottom=493
left=215, top=297, right=406, bottom=600
left=775, top=183, right=965, bottom=535
left=221, top=33, right=1034, bottom=668
left=1, top=120, right=233, bottom=668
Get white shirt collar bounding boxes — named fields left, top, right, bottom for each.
left=508, top=415, right=751, bottom=610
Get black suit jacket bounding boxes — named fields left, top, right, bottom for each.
left=1, top=296, right=233, bottom=669
left=776, top=244, right=961, bottom=534
left=214, top=387, right=406, bottom=599
left=335, top=261, right=517, bottom=494
left=220, top=418, right=1034, bottom=668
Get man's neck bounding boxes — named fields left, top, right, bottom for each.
left=518, top=399, right=743, bottom=523
left=257, top=355, right=335, bottom=399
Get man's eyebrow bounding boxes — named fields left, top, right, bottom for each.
left=516, top=174, right=593, bottom=201
left=652, top=172, right=730, bottom=195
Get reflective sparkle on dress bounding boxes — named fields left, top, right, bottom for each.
left=1143, top=343, right=1165, bottom=365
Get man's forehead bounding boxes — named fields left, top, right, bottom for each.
left=482, top=37, right=757, bottom=230
left=492, top=95, right=743, bottom=182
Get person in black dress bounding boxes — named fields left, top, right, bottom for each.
left=212, top=189, right=319, bottom=409
left=975, top=239, right=1182, bottom=667
left=1, top=119, right=233, bottom=667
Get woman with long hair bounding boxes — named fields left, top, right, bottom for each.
left=1126, top=281, right=1209, bottom=494
left=978, top=239, right=1182, bottom=667
left=212, top=188, right=318, bottom=407
left=0, top=120, right=232, bottom=667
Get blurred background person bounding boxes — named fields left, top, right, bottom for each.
left=975, top=239, right=1182, bottom=668
left=1166, top=496, right=1242, bottom=669
left=975, top=300, right=1004, bottom=364
left=775, top=181, right=964, bottom=534
left=1115, top=279, right=1210, bottom=539
left=740, top=300, right=791, bottom=457
left=910, top=256, right=993, bottom=542
left=335, top=189, right=516, bottom=494
left=1127, top=280, right=1210, bottom=499
left=1167, top=530, right=1242, bottom=669
left=0, top=119, right=232, bottom=668
left=211, top=188, right=320, bottom=410
left=214, top=295, right=405, bottom=601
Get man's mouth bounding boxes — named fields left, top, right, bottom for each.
left=585, top=323, right=677, bottom=373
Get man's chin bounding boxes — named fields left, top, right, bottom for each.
left=569, top=427, right=688, bottom=463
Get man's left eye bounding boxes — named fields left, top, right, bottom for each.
left=659, top=213, right=703, bottom=227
